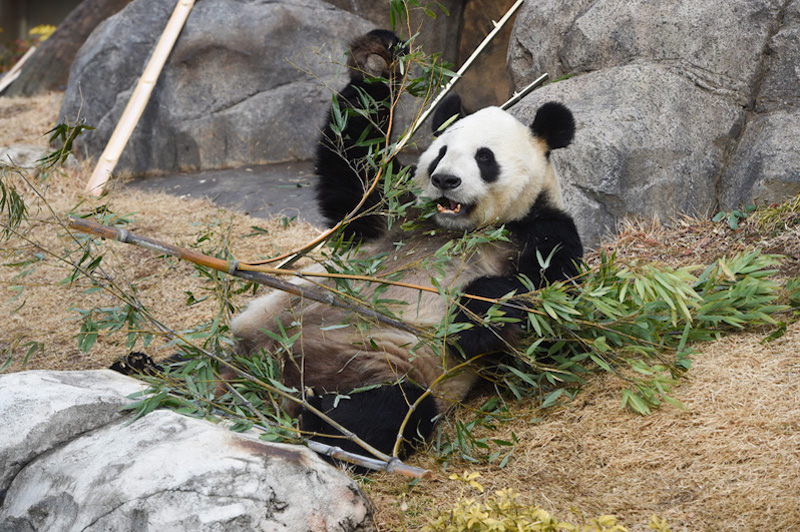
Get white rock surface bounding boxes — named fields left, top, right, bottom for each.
left=0, top=370, right=375, bottom=532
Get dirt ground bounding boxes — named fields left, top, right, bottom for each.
left=1, top=93, right=799, bottom=531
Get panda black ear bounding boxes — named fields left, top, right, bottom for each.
left=431, top=93, right=465, bottom=135
left=531, top=101, right=575, bottom=150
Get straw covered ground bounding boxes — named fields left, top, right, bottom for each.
left=1, top=94, right=799, bottom=531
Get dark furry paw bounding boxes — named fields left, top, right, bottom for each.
left=347, top=29, right=406, bottom=80
left=110, top=352, right=161, bottom=376
left=300, top=383, right=437, bottom=466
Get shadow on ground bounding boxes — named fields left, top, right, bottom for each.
left=127, top=161, right=325, bottom=227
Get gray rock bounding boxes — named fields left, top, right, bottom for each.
left=0, top=370, right=375, bottom=532
left=507, top=0, right=800, bottom=245
left=719, top=109, right=800, bottom=209
left=513, top=64, right=741, bottom=245
left=60, top=0, right=373, bottom=176
left=509, top=0, right=781, bottom=104
left=0, top=145, right=79, bottom=170
left=0, top=370, right=145, bottom=493
left=718, top=3, right=800, bottom=209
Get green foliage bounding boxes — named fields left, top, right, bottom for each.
left=39, top=122, right=95, bottom=170
left=0, top=168, right=28, bottom=240
left=493, top=249, right=789, bottom=416
left=712, top=204, right=756, bottom=230
left=389, top=0, right=450, bottom=30
left=434, top=398, right=518, bottom=468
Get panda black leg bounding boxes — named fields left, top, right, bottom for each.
left=300, top=383, right=437, bottom=464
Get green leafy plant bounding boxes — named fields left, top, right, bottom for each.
left=712, top=204, right=756, bottom=230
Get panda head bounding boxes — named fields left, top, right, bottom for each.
left=415, top=96, right=575, bottom=230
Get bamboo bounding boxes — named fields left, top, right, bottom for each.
left=393, top=0, right=526, bottom=153
left=500, top=73, right=550, bottom=110
left=305, top=440, right=434, bottom=479
left=66, top=216, right=420, bottom=335
left=84, top=0, right=196, bottom=197
left=0, top=46, right=37, bottom=94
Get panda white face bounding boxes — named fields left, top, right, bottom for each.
left=415, top=106, right=558, bottom=231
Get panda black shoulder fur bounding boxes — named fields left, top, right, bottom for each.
left=230, top=30, right=583, bottom=460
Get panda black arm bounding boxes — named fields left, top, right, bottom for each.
left=452, top=199, right=583, bottom=360
left=507, top=196, right=584, bottom=287
left=315, top=30, right=405, bottom=242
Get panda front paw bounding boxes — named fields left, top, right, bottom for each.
left=347, top=29, right=406, bottom=80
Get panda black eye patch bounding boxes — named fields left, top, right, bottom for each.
left=475, top=147, right=500, bottom=183
left=427, top=145, right=447, bottom=177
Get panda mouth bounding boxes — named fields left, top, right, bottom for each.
left=435, top=198, right=467, bottom=216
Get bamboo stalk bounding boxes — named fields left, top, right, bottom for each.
left=500, top=73, right=550, bottom=110
left=84, top=0, right=196, bottom=197
left=0, top=46, right=37, bottom=94
left=305, top=440, right=434, bottom=479
left=392, top=0, right=526, bottom=154
left=66, top=216, right=420, bottom=335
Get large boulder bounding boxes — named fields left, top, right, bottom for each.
left=508, top=0, right=800, bottom=246
left=59, top=0, right=374, bottom=177
left=0, top=370, right=375, bottom=532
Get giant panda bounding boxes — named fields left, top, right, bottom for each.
left=228, top=29, right=583, bottom=460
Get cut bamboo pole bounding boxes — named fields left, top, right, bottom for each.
left=85, top=0, right=195, bottom=197
left=66, top=215, right=421, bottom=335
left=0, top=46, right=37, bottom=94
left=501, top=73, right=549, bottom=110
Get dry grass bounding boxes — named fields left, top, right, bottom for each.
left=2, top=94, right=799, bottom=531
left=366, top=321, right=800, bottom=531
left=1, top=93, right=321, bottom=372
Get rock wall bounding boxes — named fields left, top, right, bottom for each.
left=60, top=0, right=374, bottom=176
left=508, top=0, right=800, bottom=245
left=0, top=370, right=375, bottom=532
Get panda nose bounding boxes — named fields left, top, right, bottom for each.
left=431, top=173, right=461, bottom=191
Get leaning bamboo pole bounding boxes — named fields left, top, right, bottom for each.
left=392, top=0, right=526, bottom=154
left=0, top=46, right=37, bottom=94
left=84, top=0, right=195, bottom=197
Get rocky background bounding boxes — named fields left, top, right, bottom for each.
left=54, top=0, right=800, bottom=245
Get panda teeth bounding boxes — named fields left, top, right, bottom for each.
left=437, top=201, right=462, bottom=215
